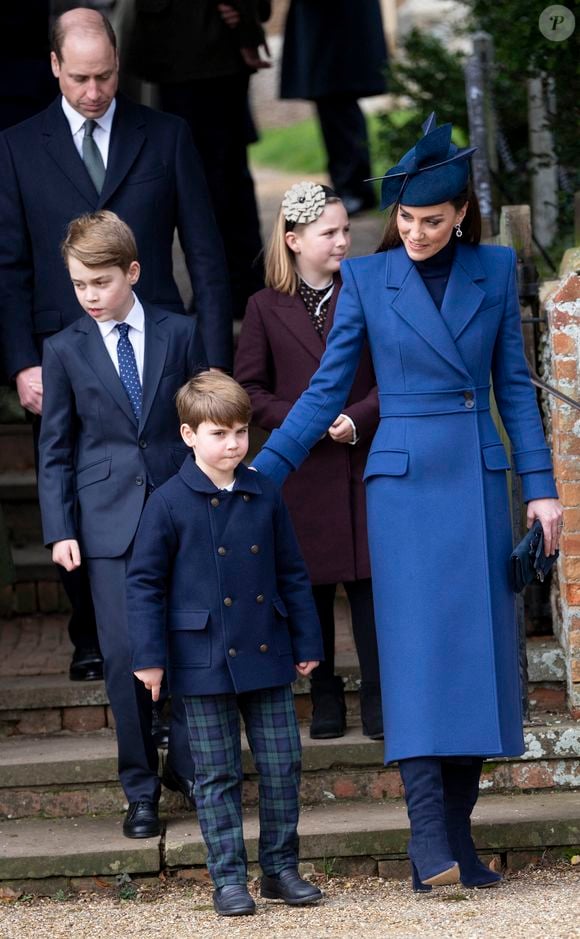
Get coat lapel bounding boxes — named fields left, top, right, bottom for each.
left=387, top=246, right=473, bottom=382
left=321, top=277, right=341, bottom=344
left=440, top=244, right=486, bottom=340
left=98, top=95, right=146, bottom=208
left=272, top=292, right=324, bottom=362
left=76, top=319, right=138, bottom=426
left=42, top=99, right=99, bottom=207
left=139, top=305, right=169, bottom=431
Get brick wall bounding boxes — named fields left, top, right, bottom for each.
left=546, top=270, right=580, bottom=718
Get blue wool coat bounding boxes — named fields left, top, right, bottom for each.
left=252, top=243, right=558, bottom=762
left=126, top=458, right=324, bottom=697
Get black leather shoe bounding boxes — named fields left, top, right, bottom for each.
left=122, top=800, right=160, bottom=839
left=261, top=869, right=323, bottom=906
left=69, top=649, right=103, bottom=682
left=161, top=760, right=195, bottom=809
left=213, top=884, right=256, bottom=916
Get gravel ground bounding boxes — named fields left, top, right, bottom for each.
left=0, top=867, right=578, bottom=939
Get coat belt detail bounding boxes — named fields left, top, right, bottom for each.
left=378, top=386, right=490, bottom=417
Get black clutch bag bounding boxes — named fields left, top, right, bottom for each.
left=510, top=519, right=558, bottom=593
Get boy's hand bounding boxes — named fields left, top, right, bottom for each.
left=16, top=366, right=43, bottom=415
left=134, top=668, right=164, bottom=702
left=296, top=661, right=319, bottom=677
left=52, top=539, right=81, bottom=571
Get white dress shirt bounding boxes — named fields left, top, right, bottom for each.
left=61, top=96, right=116, bottom=168
left=96, top=294, right=145, bottom=381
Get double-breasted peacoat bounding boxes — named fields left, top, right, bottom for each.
left=235, top=281, right=379, bottom=584
left=253, top=244, right=558, bottom=763
left=280, top=0, right=388, bottom=101
left=126, top=458, right=324, bottom=697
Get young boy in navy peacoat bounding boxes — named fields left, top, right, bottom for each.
left=38, top=211, right=203, bottom=840
left=127, top=372, right=325, bottom=917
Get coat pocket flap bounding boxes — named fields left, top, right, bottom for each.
left=363, top=449, right=409, bottom=480
left=272, top=597, right=288, bottom=618
left=75, top=457, right=112, bottom=490
left=482, top=443, right=511, bottom=471
left=169, top=610, right=210, bottom=631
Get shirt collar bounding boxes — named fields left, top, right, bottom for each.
left=96, top=293, right=144, bottom=339
left=61, top=96, right=117, bottom=137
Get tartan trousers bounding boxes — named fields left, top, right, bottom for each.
left=183, top=684, right=302, bottom=887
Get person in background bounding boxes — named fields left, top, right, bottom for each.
left=251, top=115, right=562, bottom=892
left=125, top=0, right=270, bottom=319
left=236, top=181, right=382, bottom=740
left=280, top=0, right=388, bottom=215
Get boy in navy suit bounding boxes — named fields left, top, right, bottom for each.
left=38, top=210, right=202, bottom=838
left=127, top=372, right=324, bottom=917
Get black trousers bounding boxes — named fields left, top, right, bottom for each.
left=315, top=94, right=376, bottom=203
left=31, top=415, right=99, bottom=656
left=311, top=578, right=380, bottom=685
left=159, top=74, right=264, bottom=320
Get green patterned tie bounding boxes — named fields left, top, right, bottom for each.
left=82, top=119, right=106, bottom=194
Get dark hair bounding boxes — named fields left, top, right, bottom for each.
left=375, top=182, right=482, bottom=253
left=50, top=10, right=117, bottom=64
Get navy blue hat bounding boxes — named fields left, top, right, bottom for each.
left=369, top=113, right=477, bottom=210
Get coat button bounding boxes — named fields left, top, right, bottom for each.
left=250, top=544, right=260, bottom=554
left=224, top=597, right=233, bottom=607
left=210, top=497, right=220, bottom=507
left=465, top=399, right=475, bottom=409
left=243, top=494, right=251, bottom=502
left=135, top=476, right=144, bottom=486
left=217, top=546, right=227, bottom=556
left=256, top=594, right=265, bottom=604
left=139, top=439, right=147, bottom=449
left=259, top=643, right=268, bottom=653
left=228, top=648, right=237, bottom=657
left=463, top=390, right=474, bottom=400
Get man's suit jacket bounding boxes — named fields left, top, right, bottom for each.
left=38, top=302, right=200, bottom=558
left=0, top=93, right=232, bottom=378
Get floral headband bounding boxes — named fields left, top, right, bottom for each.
left=281, top=181, right=326, bottom=225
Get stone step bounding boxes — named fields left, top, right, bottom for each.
left=0, top=635, right=567, bottom=737
left=0, top=471, right=42, bottom=549
left=0, top=425, right=35, bottom=475
left=0, top=790, right=578, bottom=889
left=0, top=718, right=578, bottom=819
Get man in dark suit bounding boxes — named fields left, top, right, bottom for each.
left=280, top=0, right=388, bottom=215
left=0, top=8, right=232, bottom=681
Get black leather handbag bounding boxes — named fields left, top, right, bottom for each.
left=510, top=519, right=559, bottom=593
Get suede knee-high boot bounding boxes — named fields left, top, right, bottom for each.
left=399, top=757, right=459, bottom=889
left=442, top=760, right=502, bottom=888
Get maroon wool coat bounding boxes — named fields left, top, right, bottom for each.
left=235, top=279, right=379, bottom=584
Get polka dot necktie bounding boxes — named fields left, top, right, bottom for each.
left=116, top=323, right=142, bottom=420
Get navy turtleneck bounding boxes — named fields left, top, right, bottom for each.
left=413, top=236, right=456, bottom=311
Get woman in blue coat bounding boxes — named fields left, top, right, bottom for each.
left=252, top=115, right=563, bottom=891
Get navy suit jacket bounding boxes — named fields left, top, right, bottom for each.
left=0, top=93, right=232, bottom=377
left=38, top=302, right=201, bottom=558
left=127, top=459, right=324, bottom=696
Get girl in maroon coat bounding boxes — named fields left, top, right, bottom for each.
left=235, top=182, right=382, bottom=739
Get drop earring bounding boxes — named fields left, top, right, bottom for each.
left=454, top=222, right=463, bottom=238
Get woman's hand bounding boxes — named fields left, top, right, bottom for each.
left=527, top=498, right=563, bottom=556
